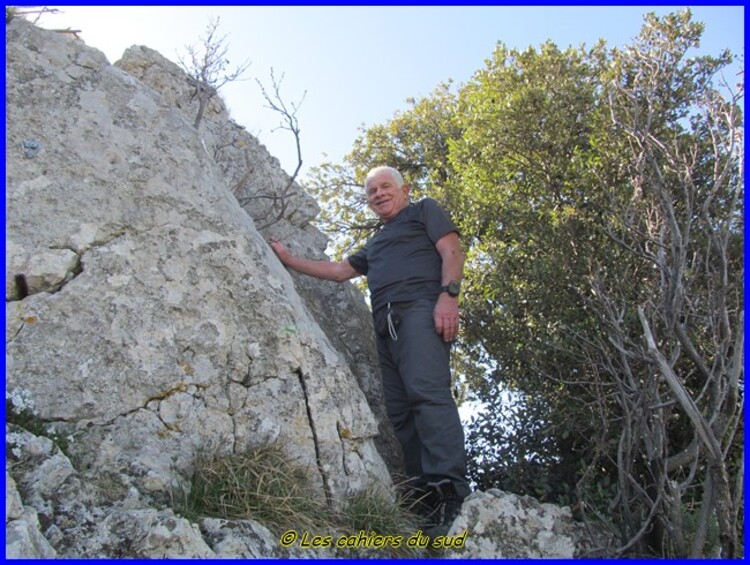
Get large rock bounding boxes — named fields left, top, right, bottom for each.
left=114, top=42, right=402, bottom=475
left=6, top=16, right=392, bottom=555
left=446, top=489, right=608, bottom=558
left=6, top=470, right=58, bottom=558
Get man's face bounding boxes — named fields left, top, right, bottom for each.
left=365, top=171, right=410, bottom=222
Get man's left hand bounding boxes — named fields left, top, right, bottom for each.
left=434, top=293, right=460, bottom=342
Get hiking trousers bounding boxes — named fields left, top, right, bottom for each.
left=374, top=299, right=471, bottom=498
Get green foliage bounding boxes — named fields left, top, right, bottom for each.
left=449, top=39, right=602, bottom=385
left=6, top=392, right=72, bottom=457
left=467, top=391, right=582, bottom=505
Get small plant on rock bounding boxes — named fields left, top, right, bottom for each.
left=6, top=388, right=73, bottom=457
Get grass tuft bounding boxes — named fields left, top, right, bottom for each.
left=174, top=445, right=426, bottom=557
left=177, top=444, right=332, bottom=533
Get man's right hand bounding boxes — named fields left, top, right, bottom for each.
left=268, top=237, right=359, bottom=282
left=269, top=237, right=291, bottom=264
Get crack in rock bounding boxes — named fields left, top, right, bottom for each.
left=336, top=421, right=354, bottom=477
left=295, top=368, right=332, bottom=509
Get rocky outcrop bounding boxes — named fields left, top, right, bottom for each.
left=446, top=490, right=608, bottom=558
left=6, top=15, right=391, bottom=549
left=115, top=42, right=403, bottom=475
left=5, top=17, right=609, bottom=558
left=118, top=37, right=406, bottom=483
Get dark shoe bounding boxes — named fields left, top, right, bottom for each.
left=420, top=479, right=465, bottom=537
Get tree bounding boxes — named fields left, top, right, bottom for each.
left=178, top=17, right=250, bottom=129
left=580, top=11, right=744, bottom=557
left=453, top=11, right=743, bottom=557
left=443, top=37, right=605, bottom=505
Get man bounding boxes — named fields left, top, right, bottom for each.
left=269, top=166, right=470, bottom=533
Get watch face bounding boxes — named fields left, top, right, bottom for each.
left=448, top=281, right=460, bottom=296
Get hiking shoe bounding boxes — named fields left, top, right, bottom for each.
left=421, top=479, right=465, bottom=537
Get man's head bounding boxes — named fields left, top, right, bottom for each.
left=364, top=166, right=410, bottom=222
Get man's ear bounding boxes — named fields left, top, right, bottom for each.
left=402, top=184, right=411, bottom=198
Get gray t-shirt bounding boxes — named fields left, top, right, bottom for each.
left=347, top=198, right=458, bottom=312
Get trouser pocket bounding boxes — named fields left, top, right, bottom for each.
left=373, top=302, right=401, bottom=339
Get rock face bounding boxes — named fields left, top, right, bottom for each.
left=6, top=15, right=391, bottom=549
left=5, top=18, right=608, bottom=558
left=114, top=42, right=403, bottom=476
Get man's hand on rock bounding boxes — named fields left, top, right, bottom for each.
left=268, top=237, right=291, bottom=264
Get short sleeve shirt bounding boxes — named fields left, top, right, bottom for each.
left=347, top=198, right=459, bottom=312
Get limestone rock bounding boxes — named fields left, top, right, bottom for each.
left=200, top=518, right=283, bottom=558
left=446, top=489, right=603, bottom=558
left=5, top=507, right=58, bottom=559
left=6, top=472, right=24, bottom=521
left=114, top=42, right=402, bottom=472
left=6, top=16, right=391, bottom=558
left=90, top=509, right=216, bottom=558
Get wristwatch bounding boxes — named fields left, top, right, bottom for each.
left=440, top=280, right=461, bottom=297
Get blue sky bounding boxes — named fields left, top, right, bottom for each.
left=35, top=5, right=744, bottom=180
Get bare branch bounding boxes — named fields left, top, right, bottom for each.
left=177, top=17, right=251, bottom=129
left=249, top=69, right=307, bottom=231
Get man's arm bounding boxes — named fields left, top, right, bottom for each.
left=269, top=238, right=360, bottom=282
left=436, top=231, right=464, bottom=287
left=434, top=231, right=465, bottom=342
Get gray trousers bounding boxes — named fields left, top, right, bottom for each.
left=374, top=299, right=470, bottom=498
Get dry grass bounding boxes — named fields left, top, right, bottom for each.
left=179, top=445, right=333, bottom=533
left=174, top=445, right=424, bottom=556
